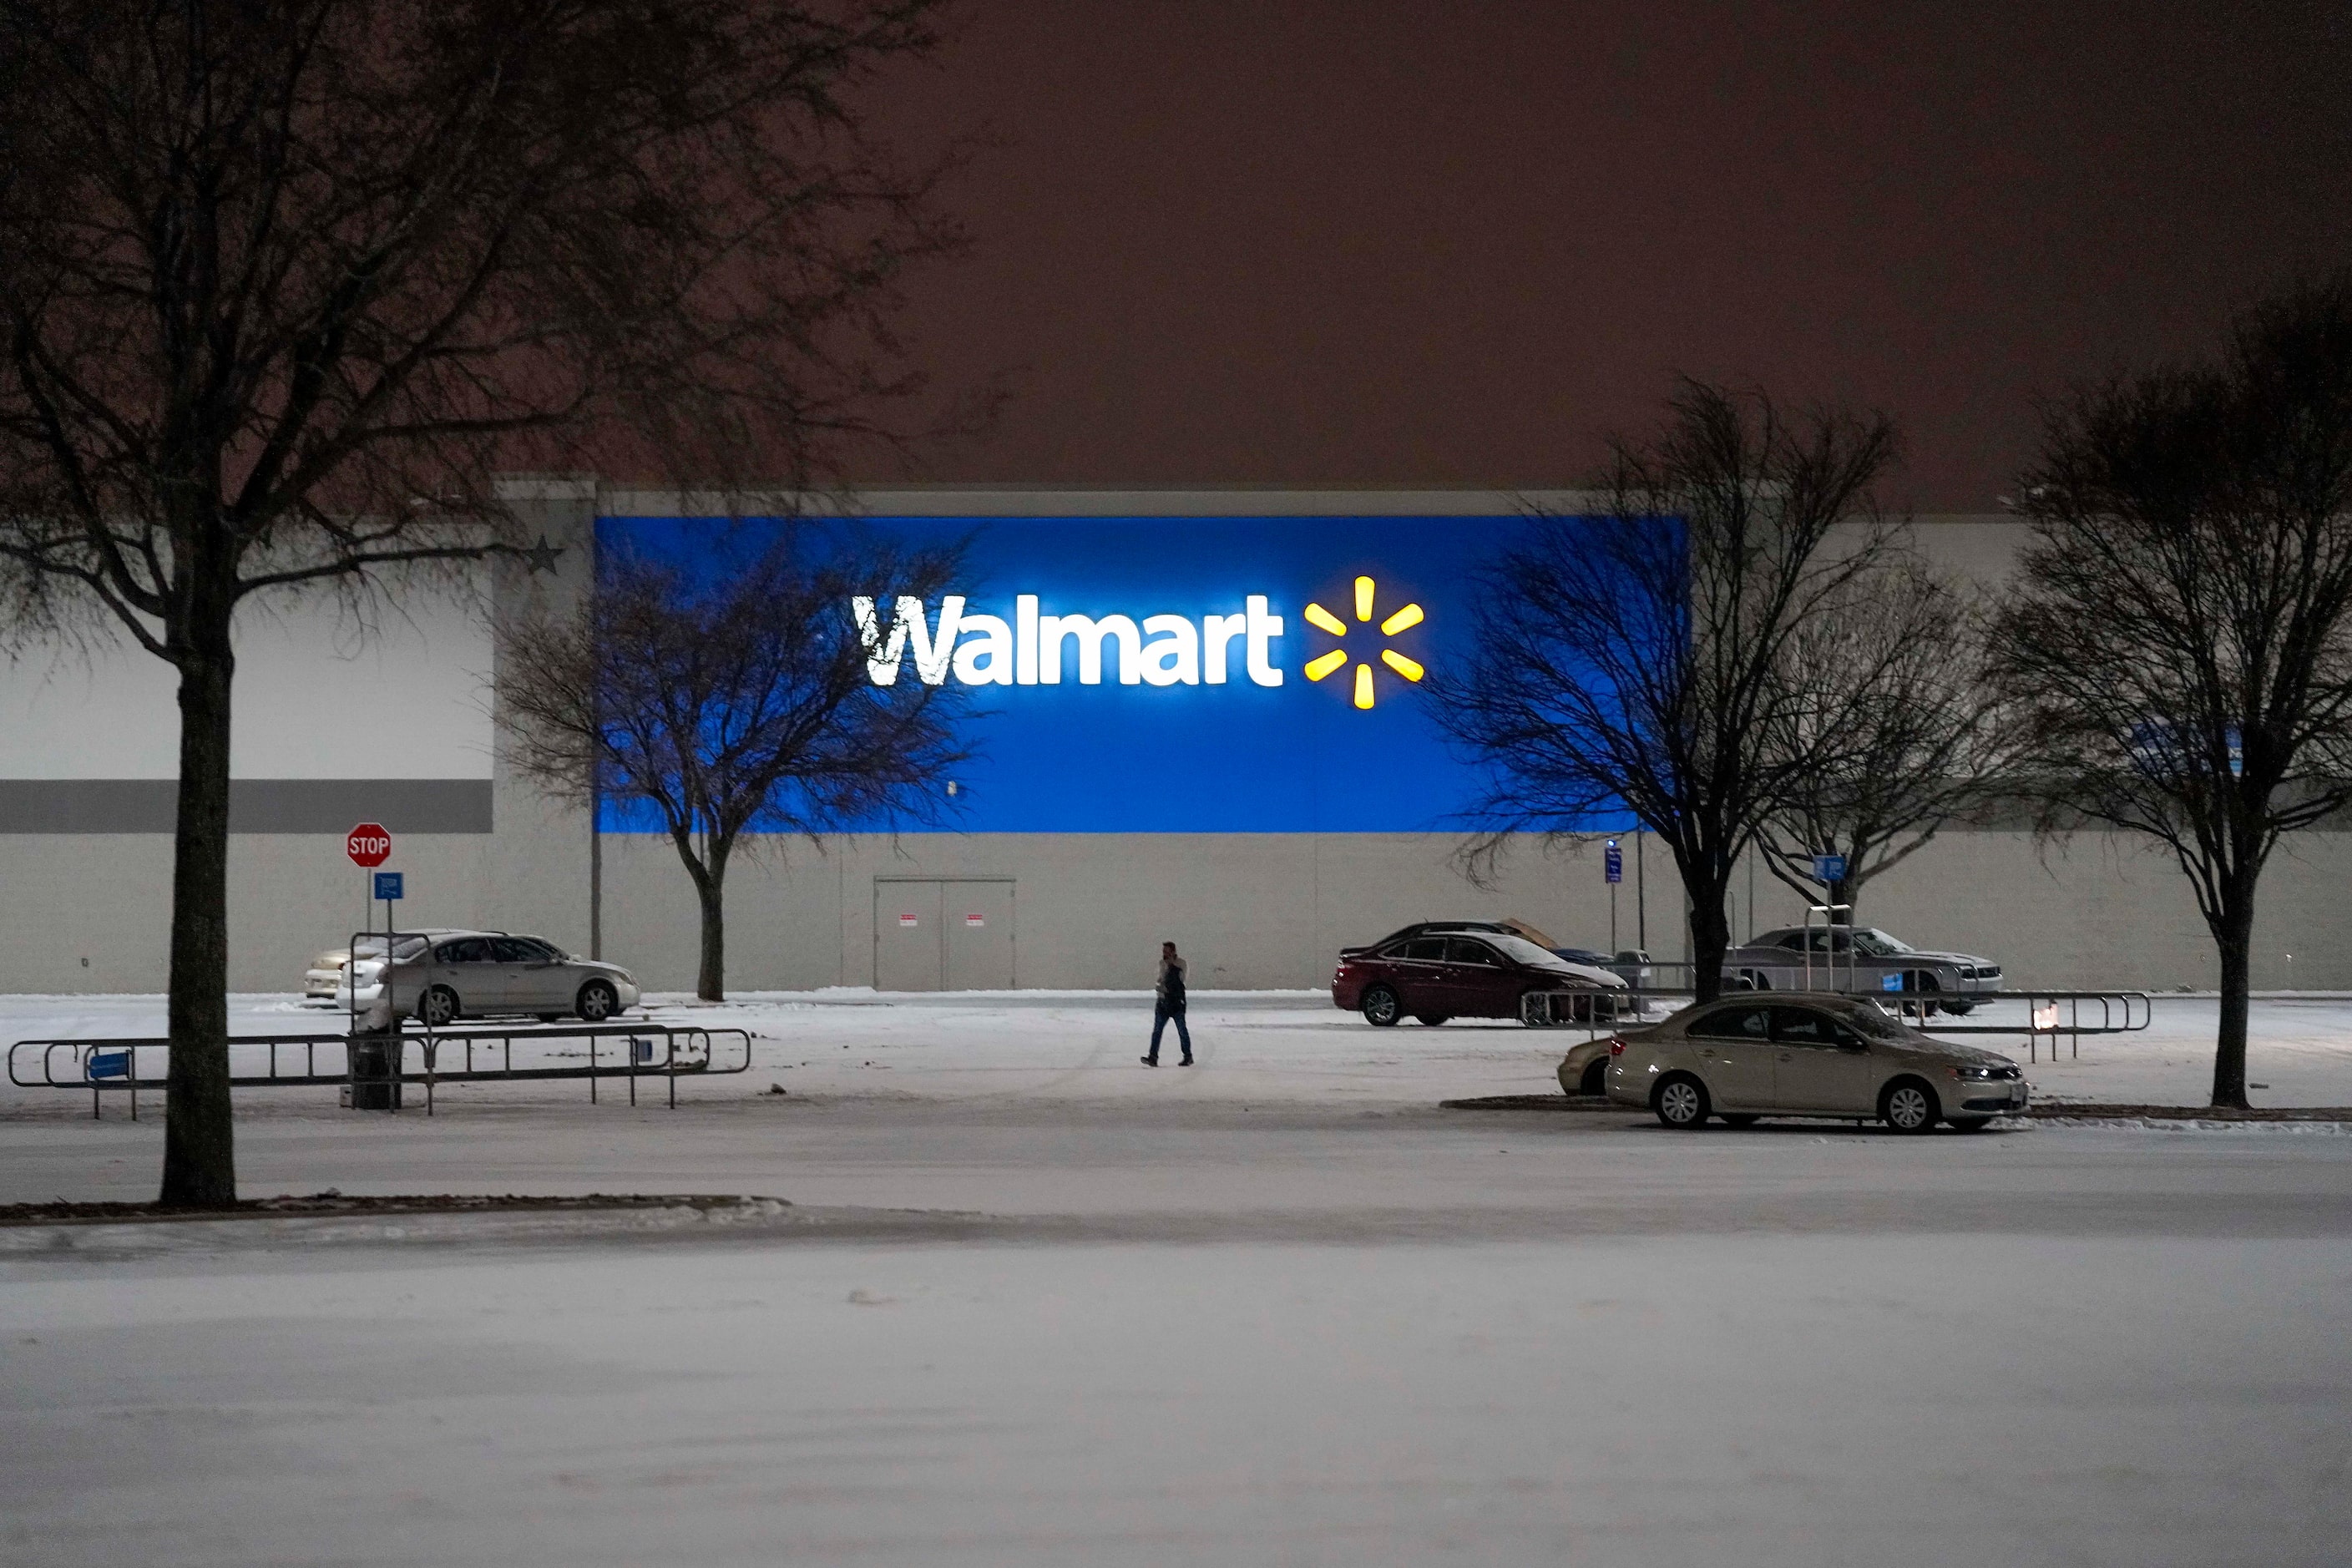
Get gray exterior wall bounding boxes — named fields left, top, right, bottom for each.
left=1, top=491, right=2344, bottom=995
left=589, top=826, right=2352, bottom=996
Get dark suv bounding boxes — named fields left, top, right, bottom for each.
left=1333, top=929, right=1624, bottom=1026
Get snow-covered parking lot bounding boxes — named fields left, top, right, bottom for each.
left=9, top=985, right=2352, bottom=1123
left=4, top=989, right=2351, bottom=1565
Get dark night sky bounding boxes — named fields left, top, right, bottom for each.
left=862, top=1, right=2352, bottom=508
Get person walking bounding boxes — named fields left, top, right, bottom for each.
left=1143, top=940, right=1192, bottom=1066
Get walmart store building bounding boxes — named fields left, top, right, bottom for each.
left=3, top=482, right=2346, bottom=994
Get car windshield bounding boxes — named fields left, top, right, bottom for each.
left=1849, top=1002, right=1916, bottom=1039
left=1493, top=933, right=1576, bottom=969
left=1851, top=928, right=1914, bottom=958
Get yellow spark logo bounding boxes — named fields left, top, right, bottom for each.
left=1303, top=575, right=1424, bottom=708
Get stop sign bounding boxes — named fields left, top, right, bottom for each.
left=346, top=822, right=392, bottom=868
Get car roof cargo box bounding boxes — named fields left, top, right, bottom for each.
left=1498, top=917, right=1557, bottom=948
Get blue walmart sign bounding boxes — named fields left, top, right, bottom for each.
left=600, top=513, right=1550, bottom=833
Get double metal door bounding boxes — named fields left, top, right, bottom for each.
left=874, top=878, right=1015, bottom=991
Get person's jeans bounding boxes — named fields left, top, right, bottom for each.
left=1149, top=1003, right=1191, bottom=1061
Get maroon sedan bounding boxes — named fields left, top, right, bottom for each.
left=1333, top=930, right=1625, bottom=1026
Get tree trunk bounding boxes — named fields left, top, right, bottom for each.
left=158, top=634, right=237, bottom=1208
left=664, top=826, right=731, bottom=1003
left=2210, top=894, right=2254, bottom=1110
left=1688, top=882, right=1732, bottom=1004
left=695, top=875, right=726, bottom=1003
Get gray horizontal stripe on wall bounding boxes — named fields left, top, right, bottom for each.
left=0, top=779, right=493, bottom=835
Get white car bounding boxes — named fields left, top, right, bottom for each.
left=359, top=932, right=644, bottom=1027
left=307, top=929, right=463, bottom=1005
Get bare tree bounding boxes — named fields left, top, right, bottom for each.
left=0, top=0, right=961, bottom=1205
left=1991, top=273, right=2352, bottom=1109
left=1433, top=379, right=1903, bottom=1004
left=1758, top=558, right=2022, bottom=926
left=497, top=529, right=971, bottom=1001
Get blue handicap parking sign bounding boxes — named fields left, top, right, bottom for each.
left=374, top=871, right=404, bottom=901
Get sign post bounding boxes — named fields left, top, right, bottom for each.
left=344, top=825, right=394, bottom=1039
left=1813, top=852, right=1847, bottom=941
left=373, top=870, right=404, bottom=948
left=1604, top=838, right=1622, bottom=952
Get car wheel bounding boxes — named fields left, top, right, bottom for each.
left=1881, top=1076, right=1940, bottom=1133
left=1945, top=1115, right=1992, bottom=1132
left=576, top=979, right=620, bottom=1023
left=1361, top=985, right=1401, bottom=1027
left=1415, top=1014, right=1449, bottom=1027
left=1940, top=999, right=1975, bottom=1016
left=1653, top=1073, right=1710, bottom=1130
left=419, top=985, right=460, bottom=1029
left=1720, top=1113, right=1759, bottom=1128
left=1577, top=1059, right=1606, bottom=1096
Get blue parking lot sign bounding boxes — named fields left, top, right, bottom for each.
left=1604, top=843, right=1623, bottom=883
left=1813, top=853, right=1847, bottom=883
left=1882, top=973, right=1905, bottom=993
left=373, top=871, right=404, bottom=901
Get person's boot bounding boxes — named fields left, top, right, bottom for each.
left=1141, top=1055, right=1157, bottom=1067
left=1181, top=1052, right=1194, bottom=1065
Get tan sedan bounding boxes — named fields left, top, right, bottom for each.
left=1603, top=994, right=2027, bottom=1132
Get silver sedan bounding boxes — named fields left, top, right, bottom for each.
left=1721, top=926, right=2002, bottom=1014
left=374, top=932, right=643, bottom=1027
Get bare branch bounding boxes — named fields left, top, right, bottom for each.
left=1427, top=378, right=1904, bottom=1002
left=1990, top=271, right=2352, bottom=1107
left=494, top=523, right=975, bottom=1000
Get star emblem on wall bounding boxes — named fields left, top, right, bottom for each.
left=519, top=533, right=566, bottom=575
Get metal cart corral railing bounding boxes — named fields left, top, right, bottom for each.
left=8, top=1024, right=752, bottom=1120
left=1520, top=989, right=1641, bottom=1029
left=1540, top=968, right=2152, bottom=1060
left=1917, top=991, right=2152, bottom=1061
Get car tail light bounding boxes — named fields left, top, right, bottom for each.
left=1607, top=1035, right=1626, bottom=1057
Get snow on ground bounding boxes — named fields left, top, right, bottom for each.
left=5, top=986, right=2351, bottom=1117
left=5, top=1231, right=2349, bottom=1566
left=7, top=989, right=2352, bottom=1564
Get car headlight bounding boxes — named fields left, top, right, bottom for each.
left=1950, top=1065, right=2005, bottom=1080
